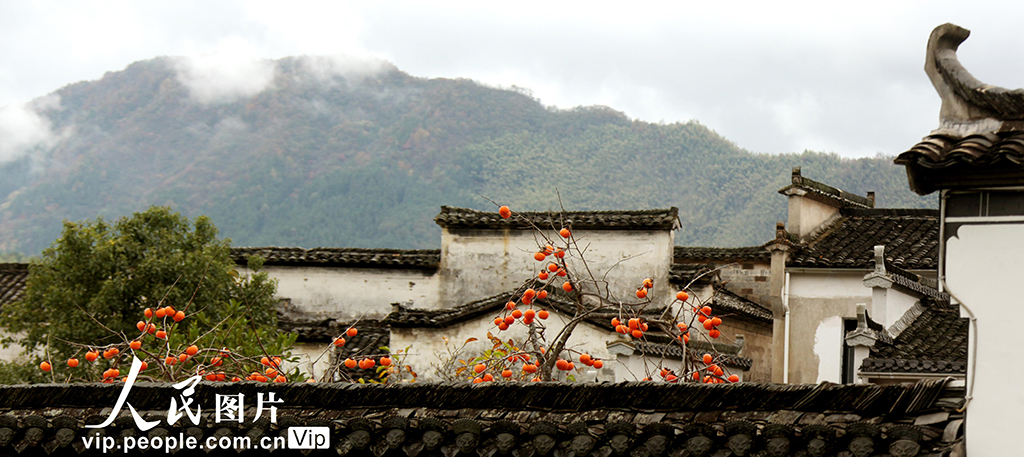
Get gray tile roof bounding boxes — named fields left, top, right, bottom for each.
left=778, top=167, right=874, bottom=209
left=0, top=379, right=965, bottom=456
left=0, top=263, right=28, bottom=308
left=667, top=263, right=716, bottom=287
left=895, top=132, right=1024, bottom=194
left=882, top=261, right=946, bottom=300
left=713, top=288, right=772, bottom=323
left=434, top=206, right=680, bottom=231
left=861, top=298, right=967, bottom=375
left=231, top=247, right=440, bottom=269
left=386, top=288, right=760, bottom=369
left=673, top=246, right=770, bottom=263
left=384, top=290, right=575, bottom=328
left=788, top=208, right=939, bottom=270
left=627, top=338, right=753, bottom=370
left=897, top=132, right=1024, bottom=168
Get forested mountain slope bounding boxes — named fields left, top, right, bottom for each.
left=0, top=57, right=933, bottom=255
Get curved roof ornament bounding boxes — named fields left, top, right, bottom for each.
left=926, top=23, right=1024, bottom=135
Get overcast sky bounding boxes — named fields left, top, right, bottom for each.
left=1, top=1, right=1023, bottom=159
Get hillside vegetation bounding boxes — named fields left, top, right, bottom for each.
left=0, top=57, right=934, bottom=255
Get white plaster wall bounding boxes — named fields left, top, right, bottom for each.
left=665, top=283, right=714, bottom=322
left=0, top=330, right=36, bottom=362
left=786, top=272, right=871, bottom=384
left=389, top=309, right=622, bottom=382
left=813, top=316, right=842, bottom=383
left=613, top=353, right=678, bottom=382
left=285, top=342, right=334, bottom=380
left=791, top=273, right=870, bottom=298
left=439, top=229, right=675, bottom=309
left=885, top=288, right=919, bottom=328
left=239, top=266, right=439, bottom=319
left=789, top=195, right=841, bottom=238
left=945, top=223, right=1024, bottom=456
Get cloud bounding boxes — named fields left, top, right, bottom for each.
left=0, top=94, right=61, bottom=163
left=296, top=55, right=394, bottom=82
left=3, top=1, right=1023, bottom=159
left=172, top=37, right=277, bottom=104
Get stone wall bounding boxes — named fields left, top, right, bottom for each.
left=714, top=316, right=773, bottom=383
left=717, top=262, right=772, bottom=307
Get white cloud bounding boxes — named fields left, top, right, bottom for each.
left=1, top=1, right=1023, bottom=158
left=172, top=37, right=277, bottom=104
left=296, top=55, right=394, bottom=84
left=0, top=94, right=61, bottom=163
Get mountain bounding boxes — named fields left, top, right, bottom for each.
left=0, top=57, right=934, bottom=255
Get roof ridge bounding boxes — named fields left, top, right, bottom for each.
left=438, top=206, right=678, bottom=215
left=386, top=288, right=579, bottom=328
left=0, top=263, right=29, bottom=271
left=232, top=247, right=441, bottom=253
left=714, top=288, right=773, bottom=322
left=839, top=208, right=940, bottom=217
left=620, top=340, right=753, bottom=369
left=434, top=206, right=680, bottom=231
left=230, top=247, right=441, bottom=269
left=673, top=245, right=771, bottom=262
left=886, top=301, right=926, bottom=340
left=778, top=167, right=874, bottom=209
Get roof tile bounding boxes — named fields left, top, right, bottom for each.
left=714, top=288, right=772, bottom=322
left=434, top=207, right=679, bottom=231
left=231, top=247, right=440, bottom=269
left=0, top=263, right=28, bottom=309
left=788, top=208, right=939, bottom=269
left=778, top=167, right=874, bottom=209
left=862, top=298, right=967, bottom=374
left=673, top=246, right=770, bottom=263
left=896, top=132, right=1024, bottom=169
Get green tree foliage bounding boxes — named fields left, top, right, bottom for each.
left=0, top=206, right=292, bottom=383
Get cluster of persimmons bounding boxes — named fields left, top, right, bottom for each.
left=40, top=203, right=740, bottom=385
left=447, top=205, right=742, bottom=384
left=39, top=305, right=305, bottom=383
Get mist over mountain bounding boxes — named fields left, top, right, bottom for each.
left=0, top=56, right=934, bottom=256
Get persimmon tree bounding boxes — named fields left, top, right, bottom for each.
left=0, top=206, right=299, bottom=384
left=323, top=203, right=742, bottom=384
left=444, top=204, right=741, bottom=384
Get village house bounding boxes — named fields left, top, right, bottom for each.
left=0, top=22, right=1007, bottom=456
left=0, top=170, right=956, bottom=386
left=761, top=168, right=954, bottom=385
left=1, top=167, right=968, bottom=390
left=0, top=26, right=979, bottom=393
left=235, top=207, right=768, bottom=383
left=210, top=162, right=962, bottom=387
left=892, top=22, right=1024, bottom=455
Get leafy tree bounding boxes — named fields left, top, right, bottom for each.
left=0, top=206, right=295, bottom=383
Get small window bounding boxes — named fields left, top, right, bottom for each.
left=988, top=191, right=1024, bottom=216
left=947, top=190, right=1024, bottom=218
left=946, top=192, right=982, bottom=218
